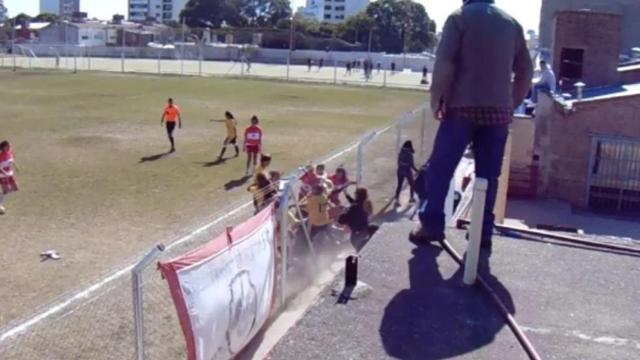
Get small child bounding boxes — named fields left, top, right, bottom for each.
left=328, top=166, right=356, bottom=206
left=0, top=141, right=19, bottom=215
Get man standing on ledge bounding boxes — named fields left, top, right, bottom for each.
left=412, top=0, right=533, bottom=250
left=161, top=98, right=182, bottom=153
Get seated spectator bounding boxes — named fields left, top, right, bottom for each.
left=328, top=166, right=356, bottom=206
left=531, top=60, right=556, bottom=103
left=339, top=187, right=377, bottom=250
left=301, top=184, right=333, bottom=242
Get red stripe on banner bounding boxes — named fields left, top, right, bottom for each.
left=158, top=203, right=277, bottom=360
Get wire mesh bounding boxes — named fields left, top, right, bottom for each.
left=0, top=74, right=428, bottom=358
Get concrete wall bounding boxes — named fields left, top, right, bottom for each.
left=552, top=11, right=622, bottom=89
left=535, top=93, right=640, bottom=207
left=540, top=0, right=640, bottom=53
left=511, top=116, right=536, bottom=166
left=619, top=66, right=640, bottom=84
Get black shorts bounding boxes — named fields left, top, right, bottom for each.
left=166, top=122, right=176, bottom=136
left=225, top=136, right=237, bottom=145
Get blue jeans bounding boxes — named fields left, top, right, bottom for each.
left=531, top=84, right=551, bottom=103
left=418, top=114, right=509, bottom=242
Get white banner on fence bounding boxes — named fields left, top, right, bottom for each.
left=159, top=205, right=276, bottom=360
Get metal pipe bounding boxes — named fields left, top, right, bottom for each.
left=439, top=239, right=542, bottom=360
left=458, top=219, right=640, bottom=255
left=463, top=178, right=488, bottom=285
left=132, top=244, right=165, bottom=360
left=287, top=17, right=294, bottom=81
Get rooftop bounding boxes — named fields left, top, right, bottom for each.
left=560, top=82, right=640, bottom=107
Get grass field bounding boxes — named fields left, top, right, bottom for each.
left=0, top=70, right=425, bottom=327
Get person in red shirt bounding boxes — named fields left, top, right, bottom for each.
left=0, top=140, right=19, bottom=215
left=243, top=116, right=263, bottom=176
left=160, top=98, right=182, bottom=153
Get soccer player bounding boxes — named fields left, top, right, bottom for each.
left=0, top=141, right=19, bottom=215
left=160, top=98, right=182, bottom=153
left=243, top=116, right=263, bottom=176
left=217, top=111, right=239, bottom=160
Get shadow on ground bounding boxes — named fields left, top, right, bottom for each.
left=225, top=175, right=251, bottom=191
left=195, top=158, right=226, bottom=167
left=139, top=151, right=171, bottom=163
left=379, top=244, right=514, bottom=359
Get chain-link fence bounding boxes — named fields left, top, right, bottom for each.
left=0, top=103, right=432, bottom=360
left=0, top=41, right=431, bottom=90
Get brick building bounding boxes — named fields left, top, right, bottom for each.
left=533, top=10, right=640, bottom=215
left=539, top=0, right=640, bottom=54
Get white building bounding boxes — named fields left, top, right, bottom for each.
left=300, top=0, right=369, bottom=23
left=128, top=0, right=188, bottom=23
left=40, top=0, right=80, bottom=18
left=0, top=0, right=7, bottom=22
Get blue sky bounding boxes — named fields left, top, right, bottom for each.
left=4, top=0, right=542, bottom=32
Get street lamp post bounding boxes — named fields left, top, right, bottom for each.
left=287, top=16, right=294, bottom=81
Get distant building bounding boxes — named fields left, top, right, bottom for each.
left=128, top=0, right=188, bottom=23
left=300, top=0, right=369, bottom=23
left=40, top=0, right=80, bottom=19
left=38, top=21, right=173, bottom=46
left=0, top=0, right=7, bottom=22
left=539, top=0, right=640, bottom=54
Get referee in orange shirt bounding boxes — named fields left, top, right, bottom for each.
left=160, top=98, right=182, bottom=153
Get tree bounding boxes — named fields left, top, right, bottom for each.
left=365, top=0, right=436, bottom=53
left=240, top=0, right=291, bottom=27
left=338, top=12, right=374, bottom=45
left=181, top=0, right=291, bottom=28
left=180, top=0, right=246, bottom=28
left=33, top=13, right=59, bottom=23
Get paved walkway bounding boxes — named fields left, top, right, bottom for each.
left=268, top=213, right=640, bottom=359
left=0, top=55, right=431, bottom=90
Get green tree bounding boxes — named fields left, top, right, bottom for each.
left=365, top=0, right=435, bottom=53
left=240, top=0, right=291, bottom=27
left=338, top=12, right=374, bottom=45
left=181, top=0, right=246, bottom=28
left=181, top=0, right=291, bottom=28
left=33, top=13, right=59, bottom=23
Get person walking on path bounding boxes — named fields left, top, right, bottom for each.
left=412, top=0, right=533, bottom=250
left=0, top=141, right=19, bottom=215
left=160, top=98, right=182, bottom=153
left=395, top=140, right=419, bottom=204
left=217, top=111, right=240, bottom=160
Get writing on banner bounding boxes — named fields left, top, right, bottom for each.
left=159, top=205, right=276, bottom=360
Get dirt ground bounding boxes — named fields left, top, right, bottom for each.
left=0, top=70, right=426, bottom=328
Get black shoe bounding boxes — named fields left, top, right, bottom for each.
left=409, top=227, right=445, bottom=245
left=169, top=148, right=176, bottom=153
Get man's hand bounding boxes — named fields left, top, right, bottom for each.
left=160, top=120, right=164, bottom=127
left=431, top=99, right=446, bottom=121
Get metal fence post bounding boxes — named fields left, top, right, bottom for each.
left=278, top=180, right=292, bottom=306
left=396, top=119, right=403, bottom=154
left=356, top=131, right=376, bottom=186
left=333, top=59, right=337, bottom=85
left=463, top=178, right=488, bottom=285
left=383, top=69, right=387, bottom=88
left=420, top=106, right=427, bottom=158
left=132, top=244, right=165, bottom=360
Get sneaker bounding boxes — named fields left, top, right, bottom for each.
left=0, top=205, right=5, bottom=215
left=409, top=227, right=444, bottom=245
left=169, top=148, right=176, bottom=153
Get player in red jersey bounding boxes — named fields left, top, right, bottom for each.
left=243, top=115, right=263, bottom=176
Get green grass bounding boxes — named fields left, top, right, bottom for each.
left=0, top=70, right=425, bottom=325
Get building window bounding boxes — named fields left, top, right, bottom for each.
left=324, top=14, right=331, bottom=19
left=335, top=15, right=344, bottom=19
left=81, top=35, right=89, bottom=40
left=334, top=5, right=344, bottom=10
left=559, top=48, right=584, bottom=91
left=324, top=5, right=331, bottom=10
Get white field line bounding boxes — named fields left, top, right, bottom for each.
left=0, top=126, right=381, bottom=343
